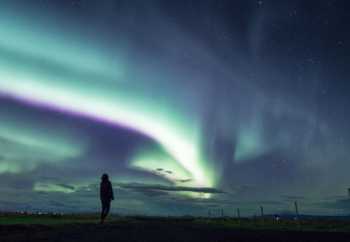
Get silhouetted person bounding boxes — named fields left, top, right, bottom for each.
left=100, top=173, right=114, bottom=224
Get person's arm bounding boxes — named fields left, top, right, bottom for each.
left=99, top=183, right=102, bottom=200
left=109, top=182, right=114, bottom=200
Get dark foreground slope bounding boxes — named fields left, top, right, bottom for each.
left=1, top=216, right=350, bottom=242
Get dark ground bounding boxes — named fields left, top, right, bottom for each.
left=1, top=216, right=350, bottom=242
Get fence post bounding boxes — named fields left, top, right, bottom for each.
left=294, top=201, right=299, bottom=219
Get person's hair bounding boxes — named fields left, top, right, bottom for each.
left=101, top=173, right=109, bottom=181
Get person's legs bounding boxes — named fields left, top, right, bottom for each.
left=100, top=200, right=111, bottom=224
left=104, top=201, right=110, bottom=218
left=100, top=200, right=107, bottom=224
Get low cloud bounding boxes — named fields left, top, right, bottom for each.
left=33, top=182, right=75, bottom=193
left=56, top=183, right=75, bottom=191
left=176, top=179, right=192, bottom=183
left=118, top=183, right=225, bottom=194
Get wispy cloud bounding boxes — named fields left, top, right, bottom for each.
left=118, top=183, right=225, bottom=194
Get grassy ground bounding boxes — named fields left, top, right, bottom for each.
left=0, top=214, right=98, bottom=225
left=1, top=214, right=350, bottom=241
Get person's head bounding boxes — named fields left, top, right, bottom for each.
left=101, top=173, right=109, bottom=182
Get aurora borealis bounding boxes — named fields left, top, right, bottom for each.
left=1, top=0, right=350, bottom=216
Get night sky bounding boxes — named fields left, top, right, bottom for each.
left=0, top=0, right=350, bottom=216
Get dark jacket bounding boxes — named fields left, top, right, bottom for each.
left=100, top=180, right=114, bottom=201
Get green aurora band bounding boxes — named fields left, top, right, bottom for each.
left=0, top=16, right=216, bottom=193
